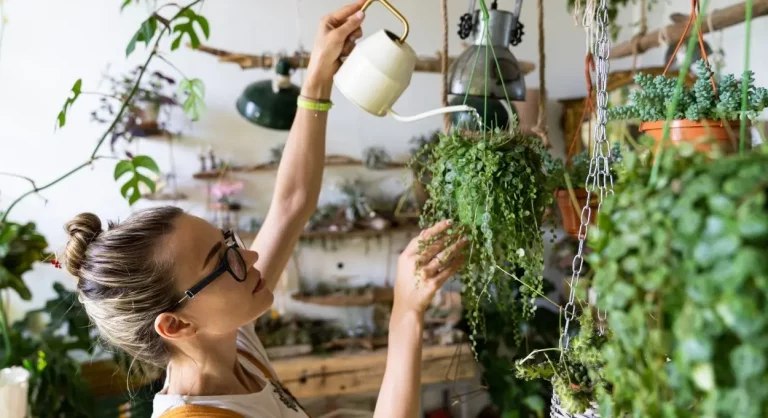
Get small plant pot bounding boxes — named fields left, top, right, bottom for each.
left=639, top=119, right=741, bottom=154
left=555, top=189, right=598, bottom=238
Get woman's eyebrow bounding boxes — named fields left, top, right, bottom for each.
left=202, top=241, right=223, bottom=269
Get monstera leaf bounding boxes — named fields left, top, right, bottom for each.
left=171, top=8, right=209, bottom=50
left=114, top=155, right=161, bottom=205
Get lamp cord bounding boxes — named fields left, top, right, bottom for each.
left=442, top=0, right=450, bottom=133
left=532, top=0, right=549, bottom=147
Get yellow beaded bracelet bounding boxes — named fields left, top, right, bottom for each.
left=297, top=96, right=333, bottom=112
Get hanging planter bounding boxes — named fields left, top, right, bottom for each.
left=638, top=119, right=741, bottom=152
left=609, top=7, right=768, bottom=155
left=555, top=189, right=597, bottom=238
left=416, top=129, right=556, bottom=349
left=548, top=145, right=622, bottom=238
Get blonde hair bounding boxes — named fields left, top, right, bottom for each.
left=64, top=206, right=183, bottom=367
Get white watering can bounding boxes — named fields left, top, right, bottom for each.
left=334, top=0, right=476, bottom=122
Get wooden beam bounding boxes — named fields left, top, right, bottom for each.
left=271, top=344, right=478, bottom=399
left=191, top=43, right=536, bottom=75
left=612, top=0, right=768, bottom=59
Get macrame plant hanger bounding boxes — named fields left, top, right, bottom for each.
left=550, top=0, right=615, bottom=415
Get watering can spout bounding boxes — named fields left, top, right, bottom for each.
left=387, top=105, right=480, bottom=123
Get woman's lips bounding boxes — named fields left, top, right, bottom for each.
left=253, top=274, right=265, bottom=293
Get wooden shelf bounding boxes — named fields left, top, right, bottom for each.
left=193, top=154, right=408, bottom=180
left=271, top=343, right=477, bottom=399
left=292, top=287, right=394, bottom=307
left=239, top=225, right=420, bottom=243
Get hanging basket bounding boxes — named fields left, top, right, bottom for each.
left=639, top=120, right=741, bottom=153
left=555, top=189, right=597, bottom=238
left=550, top=392, right=600, bottom=418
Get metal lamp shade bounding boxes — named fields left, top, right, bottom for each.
left=448, top=9, right=526, bottom=101
left=448, top=95, right=514, bottom=131
left=236, top=60, right=300, bottom=130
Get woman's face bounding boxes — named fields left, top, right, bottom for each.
left=158, top=213, right=274, bottom=340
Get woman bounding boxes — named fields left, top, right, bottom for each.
left=63, top=2, right=467, bottom=417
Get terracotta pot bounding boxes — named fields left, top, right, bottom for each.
left=555, top=189, right=598, bottom=238
left=639, top=119, right=741, bottom=153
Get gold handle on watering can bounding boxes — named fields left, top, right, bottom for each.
left=361, top=0, right=410, bottom=43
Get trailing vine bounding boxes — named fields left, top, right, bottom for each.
left=515, top=309, right=609, bottom=415
left=608, top=60, right=768, bottom=122
left=588, top=142, right=768, bottom=417
left=415, top=129, right=557, bottom=354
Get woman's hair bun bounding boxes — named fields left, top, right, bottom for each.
left=64, top=212, right=103, bottom=277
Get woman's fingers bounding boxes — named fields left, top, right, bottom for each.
left=430, top=254, right=466, bottom=287
left=422, top=236, right=468, bottom=277
left=404, top=219, right=452, bottom=255
left=416, top=235, right=451, bottom=265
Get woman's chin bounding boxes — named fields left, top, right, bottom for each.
left=251, top=289, right=275, bottom=316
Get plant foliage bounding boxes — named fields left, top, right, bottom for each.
left=0, top=220, right=50, bottom=301
left=587, top=143, right=768, bottom=417
left=416, top=129, right=556, bottom=352
left=608, top=60, right=768, bottom=122
left=114, top=155, right=162, bottom=205
left=516, top=309, right=609, bottom=415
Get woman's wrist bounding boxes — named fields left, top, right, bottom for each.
left=390, top=305, right=425, bottom=329
left=301, top=72, right=332, bottom=101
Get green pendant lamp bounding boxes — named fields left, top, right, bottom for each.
left=236, top=59, right=300, bottom=130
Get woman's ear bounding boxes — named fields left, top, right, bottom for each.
left=155, top=313, right=196, bottom=340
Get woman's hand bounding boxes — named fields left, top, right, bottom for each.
left=393, top=220, right=468, bottom=317
left=303, top=1, right=366, bottom=99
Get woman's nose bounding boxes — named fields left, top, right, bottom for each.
left=242, top=248, right=259, bottom=265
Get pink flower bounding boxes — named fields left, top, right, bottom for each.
left=211, top=179, right=244, bottom=200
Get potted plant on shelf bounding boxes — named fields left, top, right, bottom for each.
left=91, top=67, right=179, bottom=149
left=585, top=142, right=768, bottom=417
left=547, top=143, right=623, bottom=238
left=417, top=129, right=556, bottom=352
left=608, top=60, right=768, bottom=153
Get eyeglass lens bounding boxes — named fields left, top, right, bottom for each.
left=227, top=246, right=248, bottom=281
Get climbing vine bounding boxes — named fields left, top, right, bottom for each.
left=414, top=129, right=556, bottom=353
left=0, top=0, right=208, bottom=223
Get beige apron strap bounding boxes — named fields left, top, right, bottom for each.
left=157, top=405, right=245, bottom=418
left=236, top=348, right=312, bottom=418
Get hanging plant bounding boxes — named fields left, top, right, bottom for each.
left=416, top=129, right=556, bottom=351
left=608, top=60, right=768, bottom=153
left=515, top=308, right=609, bottom=415
left=548, top=144, right=623, bottom=237
left=586, top=142, right=768, bottom=417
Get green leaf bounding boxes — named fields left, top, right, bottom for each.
left=0, top=265, right=32, bottom=300
left=126, top=16, right=157, bottom=57
left=120, top=0, right=134, bottom=11
left=170, top=9, right=210, bottom=51
left=179, top=78, right=206, bottom=121
left=56, top=79, right=82, bottom=129
left=730, top=345, right=764, bottom=383
left=692, top=362, right=715, bottom=391
left=114, top=155, right=161, bottom=205
left=113, top=160, right=133, bottom=180
left=132, top=155, right=160, bottom=174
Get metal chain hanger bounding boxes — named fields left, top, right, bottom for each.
left=560, top=0, right=614, bottom=350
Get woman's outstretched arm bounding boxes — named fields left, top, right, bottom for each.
left=374, top=220, right=468, bottom=418
left=250, top=1, right=365, bottom=291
